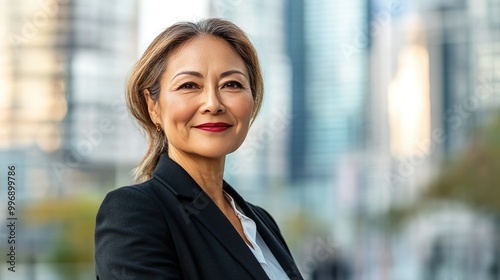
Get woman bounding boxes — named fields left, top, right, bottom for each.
left=94, top=18, right=303, bottom=280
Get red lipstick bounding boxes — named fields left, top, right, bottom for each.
left=194, top=122, right=232, bottom=132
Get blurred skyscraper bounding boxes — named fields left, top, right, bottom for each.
left=59, top=0, right=141, bottom=190
left=1, top=0, right=141, bottom=197
left=287, top=1, right=369, bottom=182
left=1, top=0, right=69, bottom=201
left=417, top=0, right=499, bottom=278
left=368, top=0, right=500, bottom=278
left=285, top=0, right=371, bottom=232
left=1, top=1, right=140, bottom=278
left=284, top=0, right=371, bottom=276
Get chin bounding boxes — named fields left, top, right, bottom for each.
left=193, top=145, right=240, bottom=159
left=199, top=148, right=243, bottom=159
left=195, top=138, right=243, bottom=153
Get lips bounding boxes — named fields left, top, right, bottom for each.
left=194, top=122, right=232, bottom=132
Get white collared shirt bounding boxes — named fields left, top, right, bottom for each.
left=224, top=192, right=290, bottom=280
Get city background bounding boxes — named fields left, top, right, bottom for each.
left=0, top=0, right=499, bottom=279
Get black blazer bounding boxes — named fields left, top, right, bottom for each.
left=94, top=153, right=303, bottom=279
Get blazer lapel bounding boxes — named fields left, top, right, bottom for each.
left=152, top=154, right=270, bottom=279
left=224, top=184, right=303, bottom=279
left=187, top=192, right=270, bottom=279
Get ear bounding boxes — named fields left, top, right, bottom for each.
left=144, top=89, right=161, bottom=125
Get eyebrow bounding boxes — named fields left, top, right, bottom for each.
left=220, top=70, right=246, bottom=79
left=171, top=70, right=247, bottom=81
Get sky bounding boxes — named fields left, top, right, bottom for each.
left=138, top=0, right=209, bottom=56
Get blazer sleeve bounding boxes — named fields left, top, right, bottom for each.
left=94, top=186, right=181, bottom=280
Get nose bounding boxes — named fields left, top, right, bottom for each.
left=200, top=86, right=225, bottom=114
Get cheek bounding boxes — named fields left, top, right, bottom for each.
left=232, top=95, right=254, bottom=123
left=161, top=95, right=196, bottom=125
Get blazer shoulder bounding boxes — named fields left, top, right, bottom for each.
left=95, top=179, right=182, bottom=278
left=101, top=177, right=175, bottom=206
left=105, top=177, right=157, bottom=196
left=96, top=178, right=171, bottom=237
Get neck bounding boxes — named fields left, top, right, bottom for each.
left=168, top=148, right=226, bottom=203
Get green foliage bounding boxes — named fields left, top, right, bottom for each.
left=24, top=195, right=101, bottom=278
left=422, top=115, right=500, bottom=213
left=387, top=113, right=500, bottom=227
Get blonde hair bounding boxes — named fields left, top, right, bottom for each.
left=126, top=18, right=264, bottom=183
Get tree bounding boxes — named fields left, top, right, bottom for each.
left=388, top=114, right=500, bottom=278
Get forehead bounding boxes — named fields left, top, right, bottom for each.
left=163, top=35, right=248, bottom=76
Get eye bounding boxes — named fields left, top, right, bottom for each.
left=177, top=82, right=199, bottom=90
left=222, top=81, right=244, bottom=89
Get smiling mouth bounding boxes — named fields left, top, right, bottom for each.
left=194, top=122, right=232, bottom=132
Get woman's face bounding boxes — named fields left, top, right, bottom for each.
left=146, top=35, right=254, bottom=160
